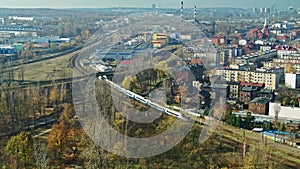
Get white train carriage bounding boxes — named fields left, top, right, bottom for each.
left=134, top=95, right=148, bottom=104
left=164, top=109, right=180, bottom=118
left=149, top=102, right=165, bottom=112
left=126, top=90, right=135, bottom=97
left=187, top=110, right=201, bottom=117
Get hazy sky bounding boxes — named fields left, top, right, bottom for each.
left=0, top=0, right=298, bottom=9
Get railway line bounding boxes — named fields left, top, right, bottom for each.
left=0, top=15, right=298, bottom=169
left=2, top=46, right=82, bottom=69
left=99, top=75, right=189, bottom=120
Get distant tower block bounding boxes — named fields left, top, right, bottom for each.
left=181, top=1, right=184, bottom=19
left=152, top=4, right=156, bottom=12
left=194, top=5, right=197, bottom=21
left=273, top=0, right=277, bottom=12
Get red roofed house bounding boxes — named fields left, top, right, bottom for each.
left=276, top=35, right=288, bottom=42
left=291, top=29, right=300, bottom=37
left=119, top=59, right=137, bottom=66
left=211, top=36, right=226, bottom=46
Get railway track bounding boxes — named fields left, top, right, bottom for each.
left=2, top=46, right=82, bottom=69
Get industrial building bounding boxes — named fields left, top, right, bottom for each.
left=152, top=33, right=170, bottom=48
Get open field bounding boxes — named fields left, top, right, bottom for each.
left=216, top=124, right=300, bottom=168
left=14, top=50, right=80, bottom=81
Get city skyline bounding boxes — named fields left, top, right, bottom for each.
left=0, top=0, right=299, bottom=9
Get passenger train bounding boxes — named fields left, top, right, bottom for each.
left=98, top=76, right=187, bottom=120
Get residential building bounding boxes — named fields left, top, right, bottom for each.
left=227, top=46, right=243, bottom=58
left=276, top=45, right=298, bottom=57
left=216, top=68, right=280, bottom=90
left=239, top=86, right=260, bottom=105
left=263, top=54, right=300, bottom=73
left=285, top=73, right=300, bottom=89
left=234, top=49, right=277, bottom=65
left=249, top=97, right=271, bottom=115
left=258, top=89, right=275, bottom=101
left=206, top=51, right=221, bottom=67
left=219, top=48, right=229, bottom=65
left=228, top=81, right=239, bottom=99
left=260, top=45, right=272, bottom=51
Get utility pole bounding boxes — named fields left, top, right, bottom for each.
left=243, top=130, right=246, bottom=159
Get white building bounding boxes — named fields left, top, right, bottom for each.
left=285, top=73, right=300, bottom=89
left=0, top=45, right=17, bottom=57
left=0, top=18, right=4, bottom=25
left=271, top=22, right=294, bottom=29
left=8, top=16, right=34, bottom=21
left=269, top=103, right=300, bottom=120
left=260, top=45, right=272, bottom=51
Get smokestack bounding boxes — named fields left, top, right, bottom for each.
left=194, top=5, right=197, bottom=21
left=181, top=1, right=183, bottom=19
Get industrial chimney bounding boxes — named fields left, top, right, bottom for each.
left=194, top=5, right=197, bottom=21
left=181, top=1, right=183, bottom=19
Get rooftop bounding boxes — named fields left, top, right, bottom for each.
left=241, top=86, right=258, bottom=92
left=275, top=45, right=297, bottom=51
left=240, top=82, right=264, bottom=88
left=250, top=97, right=271, bottom=104
left=119, top=59, right=137, bottom=65
left=210, top=83, right=229, bottom=89
left=259, top=89, right=273, bottom=94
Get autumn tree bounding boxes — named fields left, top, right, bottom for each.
left=0, top=91, right=9, bottom=125
left=47, top=104, right=85, bottom=164
left=49, top=85, right=61, bottom=119
left=285, top=63, right=296, bottom=73
left=81, top=29, right=91, bottom=40
left=4, top=132, right=34, bottom=168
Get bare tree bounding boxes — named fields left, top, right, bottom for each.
left=273, top=103, right=281, bottom=129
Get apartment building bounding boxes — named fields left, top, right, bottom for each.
left=276, top=45, right=298, bottom=57
left=264, top=54, right=300, bottom=73
left=235, top=49, right=277, bottom=65
left=216, top=68, right=281, bottom=90
left=285, top=73, right=300, bottom=89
